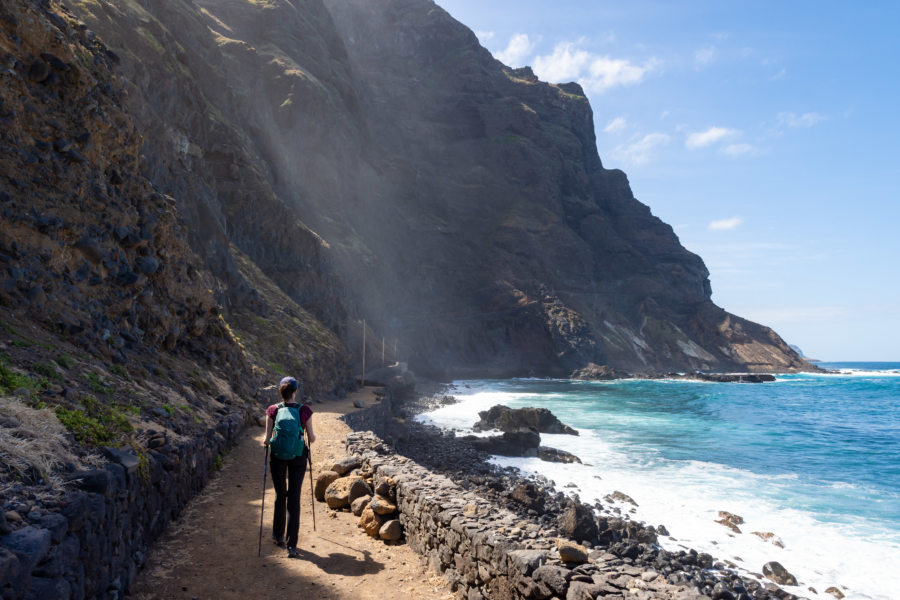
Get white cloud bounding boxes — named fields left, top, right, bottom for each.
left=772, top=67, right=787, bottom=80
left=777, top=112, right=825, bottom=128
left=495, top=33, right=536, bottom=67
left=532, top=42, right=657, bottom=93
left=685, top=126, right=739, bottom=150
left=603, top=116, right=627, bottom=134
left=476, top=30, right=495, bottom=45
left=708, top=216, right=743, bottom=231
left=694, top=45, right=716, bottom=70
left=721, top=143, right=757, bottom=157
left=611, top=132, right=670, bottom=165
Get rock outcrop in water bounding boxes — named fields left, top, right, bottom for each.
left=58, top=0, right=810, bottom=379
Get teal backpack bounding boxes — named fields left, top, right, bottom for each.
left=269, top=403, right=305, bottom=460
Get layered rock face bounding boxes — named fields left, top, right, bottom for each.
left=323, top=0, right=809, bottom=376
left=61, top=0, right=807, bottom=377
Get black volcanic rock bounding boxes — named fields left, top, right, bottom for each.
left=473, top=405, right=578, bottom=435
left=60, top=0, right=812, bottom=382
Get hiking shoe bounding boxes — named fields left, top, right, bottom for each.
left=287, top=546, right=300, bottom=559
left=272, top=536, right=284, bottom=547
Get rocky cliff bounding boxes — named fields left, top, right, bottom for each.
left=38, top=0, right=807, bottom=384
left=56, top=0, right=807, bottom=378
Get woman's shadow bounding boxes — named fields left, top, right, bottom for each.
left=293, top=543, right=384, bottom=576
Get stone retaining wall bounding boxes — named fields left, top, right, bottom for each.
left=346, top=431, right=701, bottom=600
left=0, top=412, right=247, bottom=600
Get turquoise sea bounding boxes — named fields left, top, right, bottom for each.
left=417, top=363, right=900, bottom=600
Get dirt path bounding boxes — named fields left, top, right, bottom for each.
left=127, top=388, right=453, bottom=600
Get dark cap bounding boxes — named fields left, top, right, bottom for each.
left=279, top=376, right=299, bottom=393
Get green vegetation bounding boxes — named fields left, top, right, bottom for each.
left=267, top=361, right=287, bottom=376
left=86, top=372, right=113, bottom=396
left=55, top=406, right=116, bottom=446
left=54, top=395, right=134, bottom=447
left=32, top=362, right=60, bottom=381
left=130, top=441, right=150, bottom=483
left=0, top=322, right=54, bottom=351
left=55, top=353, right=74, bottom=369
left=162, top=403, right=175, bottom=416
left=0, top=355, right=47, bottom=398
left=110, top=364, right=130, bottom=379
left=214, top=453, right=224, bottom=471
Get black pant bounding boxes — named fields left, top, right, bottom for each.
left=270, top=447, right=308, bottom=548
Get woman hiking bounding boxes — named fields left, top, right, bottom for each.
left=264, top=376, right=315, bottom=558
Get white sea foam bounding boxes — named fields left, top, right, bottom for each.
left=417, top=386, right=900, bottom=600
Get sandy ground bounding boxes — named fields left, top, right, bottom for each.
left=127, top=388, right=454, bottom=600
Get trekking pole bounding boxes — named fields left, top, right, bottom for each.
left=307, top=432, right=316, bottom=531
left=258, top=444, right=269, bottom=556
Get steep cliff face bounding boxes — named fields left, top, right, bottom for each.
left=323, top=0, right=809, bottom=376
left=61, top=0, right=807, bottom=377
left=0, top=0, right=348, bottom=408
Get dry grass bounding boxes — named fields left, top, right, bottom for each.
left=0, top=396, right=103, bottom=494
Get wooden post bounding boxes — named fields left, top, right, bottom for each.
left=381, top=337, right=385, bottom=366
left=361, top=319, right=366, bottom=387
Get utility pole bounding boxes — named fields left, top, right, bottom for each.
left=361, top=319, right=366, bottom=387
left=381, top=337, right=385, bottom=366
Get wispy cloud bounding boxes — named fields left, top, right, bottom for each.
left=708, top=216, right=743, bottom=231
left=685, top=126, right=739, bottom=150
left=495, top=33, right=536, bottom=67
left=694, top=45, right=716, bottom=70
left=603, top=116, right=627, bottom=134
left=611, top=132, right=670, bottom=165
left=772, top=67, right=787, bottom=80
left=476, top=30, right=495, bottom=45
left=532, top=42, right=658, bottom=93
left=777, top=112, right=825, bottom=128
left=721, top=143, right=758, bottom=157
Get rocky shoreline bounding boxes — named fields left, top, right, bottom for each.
left=570, top=364, right=780, bottom=383
left=340, top=382, right=804, bottom=600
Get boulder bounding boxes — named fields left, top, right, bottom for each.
left=369, top=494, right=397, bottom=516
left=537, top=446, right=582, bottom=463
left=378, top=519, right=402, bottom=542
left=374, top=477, right=395, bottom=499
left=510, top=482, right=545, bottom=512
left=347, top=478, right=372, bottom=505
left=325, top=476, right=367, bottom=510
left=570, top=363, right=630, bottom=381
left=331, top=456, right=361, bottom=476
left=350, top=495, right=371, bottom=517
left=0, top=526, right=51, bottom=574
left=467, top=428, right=540, bottom=457
left=556, top=538, right=588, bottom=563
left=358, top=505, right=387, bottom=537
left=604, top=491, right=637, bottom=506
left=557, top=500, right=598, bottom=544
left=717, top=510, right=743, bottom=533
left=825, top=587, right=845, bottom=599
left=314, top=471, right=340, bottom=502
left=762, top=561, right=798, bottom=586
left=473, top=405, right=578, bottom=435
left=532, top=564, right=569, bottom=596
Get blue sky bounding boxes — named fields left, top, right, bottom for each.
left=438, top=0, right=900, bottom=361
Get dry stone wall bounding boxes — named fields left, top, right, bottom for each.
left=346, top=431, right=706, bottom=600
left=0, top=413, right=246, bottom=600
